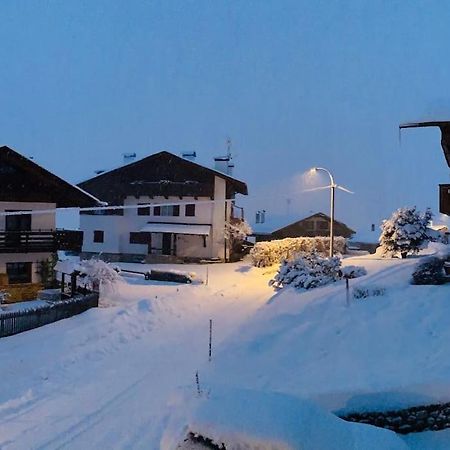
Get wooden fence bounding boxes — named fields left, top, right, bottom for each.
left=0, top=293, right=99, bottom=338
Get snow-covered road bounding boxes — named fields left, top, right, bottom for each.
left=0, top=262, right=274, bottom=449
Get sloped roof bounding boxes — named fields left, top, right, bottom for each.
left=399, top=121, right=450, bottom=167
left=0, top=146, right=103, bottom=207
left=78, top=151, right=248, bottom=203
left=272, top=212, right=355, bottom=235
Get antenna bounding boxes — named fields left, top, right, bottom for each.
left=226, top=137, right=232, bottom=159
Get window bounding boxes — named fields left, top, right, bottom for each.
left=5, top=211, right=31, bottom=231
left=93, top=230, right=104, bottom=243
left=317, top=221, right=329, bottom=231
left=137, top=205, right=150, bottom=216
left=154, top=205, right=180, bottom=216
left=185, top=204, right=196, bottom=217
left=130, top=232, right=151, bottom=244
left=6, top=262, right=32, bottom=284
left=305, top=220, right=314, bottom=231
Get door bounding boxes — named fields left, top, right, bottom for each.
left=162, top=233, right=172, bottom=256
left=5, top=211, right=31, bottom=249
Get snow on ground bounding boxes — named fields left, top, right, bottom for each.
left=1, top=246, right=450, bottom=449
left=0, top=261, right=273, bottom=449
left=202, top=246, right=450, bottom=416
left=162, top=386, right=408, bottom=450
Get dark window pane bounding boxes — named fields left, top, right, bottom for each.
left=173, top=205, right=180, bottom=216
left=154, top=206, right=161, bottom=216
left=137, top=205, right=150, bottom=216
left=185, top=204, right=196, bottom=217
left=6, top=262, right=32, bottom=284
left=93, top=230, right=104, bottom=243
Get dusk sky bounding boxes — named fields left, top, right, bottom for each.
left=1, top=0, right=450, bottom=231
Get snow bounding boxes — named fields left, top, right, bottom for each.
left=0, top=299, right=49, bottom=314
left=203, top=244, right=450, bottom=414
left=1, top=244, right=450, bottom=448
left=162, top=387, right=408, bottom=450
left=0, top=261, right=273, bottom=449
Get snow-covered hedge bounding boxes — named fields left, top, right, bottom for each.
left=250, top=236, right=347, bottom=267
left=270, top=252, right=366, bottom=290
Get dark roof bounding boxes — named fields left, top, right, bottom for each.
left=399, top=121, right=450, bottom=167
left=78, top=151, right=248, bottom=204
left=0, top=146, right=103, bottom=207
left=272, top=212, right=355, bottom=234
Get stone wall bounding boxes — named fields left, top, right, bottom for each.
left=341, top=402, right=450, bottom=434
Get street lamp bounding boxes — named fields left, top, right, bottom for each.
left=307, top=167, right=353, bottom=257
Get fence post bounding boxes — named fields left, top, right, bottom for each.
left=346, top=278, right=350, bottom=307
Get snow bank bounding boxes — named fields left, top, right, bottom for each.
left=161, top=387, right=408, bottom=450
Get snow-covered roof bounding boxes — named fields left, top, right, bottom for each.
left=140, top=223, right=211, bottom=235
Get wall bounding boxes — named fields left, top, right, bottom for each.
left=342, top=401, right=450, bottom=434
left=0, top=202, right=56, bottom=231
left=0, top=202, right=56, bottom=287
left=80, top=195, right=221, bottom=259
left=211, top=177, right=228, bottom=260
left=0, top=252, right=53, bottom=284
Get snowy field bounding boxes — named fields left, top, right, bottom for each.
left=0, top=249, right=450, bottom=449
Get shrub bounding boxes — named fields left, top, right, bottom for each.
left=379, top=207, right=432, bottom=258
left=250, top=236, right=347, bottom=267
left=353, top=285, right=386, bottom=300
left=78, top=258, right=121, bottom=291
left=340, top=265, right=367, bottom=279
left=411, top=257, right=446, bottom=285
left=270, top=253, right=366, bottom=290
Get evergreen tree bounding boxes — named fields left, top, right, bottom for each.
left=379, top=207, right=432, bottom=258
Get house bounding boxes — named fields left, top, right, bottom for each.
left=77, top=151, right=248, bottom=262
left=399, top=121, right=450, bottom=216
left=0, top=146, right=102, bottom=302
left=252, top=212, right=355, bottom=242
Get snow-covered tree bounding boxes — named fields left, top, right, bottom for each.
left=379, top=207, right=433, bottom=258
left=78, top=258, right=121, bottom=291
left=225, top=219, right=252, bottom=243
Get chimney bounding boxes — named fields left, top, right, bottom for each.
left=182, top=151, right=197, bottom=162
left=255, top=211, right=261, bottom=224
left=122, top=152, right=137, bottom=165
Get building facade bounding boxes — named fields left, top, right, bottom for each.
left=78, top=151, right=248, bottom=262
left=0, top=146, right=101, bottom=301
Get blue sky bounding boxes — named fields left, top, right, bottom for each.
left=1, top=0, right=449, bottom=231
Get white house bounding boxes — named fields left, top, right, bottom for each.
left=0, top=146, right=102, bottom=301
left=77, top=151, right=248, bottom=262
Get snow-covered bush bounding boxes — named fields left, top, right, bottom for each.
left=225, top=219, right=252, bottom=242
left=379, top=207, right=433, bottom=258
left=250, top=236, right=347, bottom=267
left=353, top=285, right=386, bottom=300
left=78, top=259, right=121, bottom=291
left=340, top=265, right=367, bottom=279
left=411, top=257, right=446, bottom=285
left=0, top=290, right=10, bottom=307
left=270, top=253, right=341, bottom=290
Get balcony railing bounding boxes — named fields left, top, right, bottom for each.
left=0, top=230, right=83, bottom=253
left=440, top=184, right=450, bottom=216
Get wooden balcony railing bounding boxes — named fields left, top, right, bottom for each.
left=440, top=184, right=450, bottom=216
left=0, top=230, right=83, bottom=253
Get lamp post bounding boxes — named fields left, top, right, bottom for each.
left=310, top=167, right=336, bottom=257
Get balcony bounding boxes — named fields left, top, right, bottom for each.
left=0, top=230, right=83, bottom=253
left=440, top=184, right=450, bottom=215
